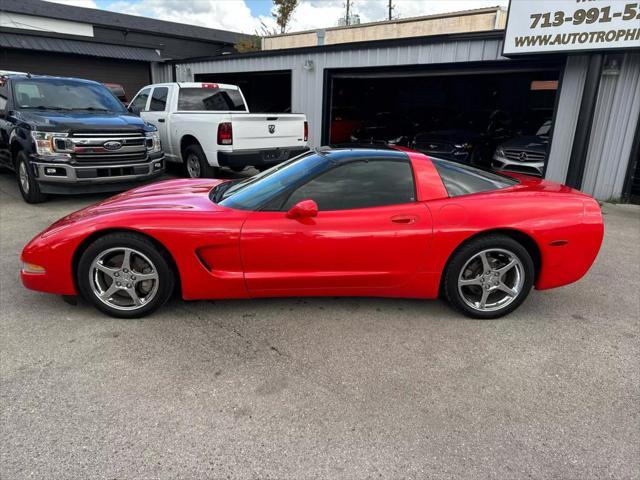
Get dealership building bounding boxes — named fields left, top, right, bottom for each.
left=174, top=3, right=640, bottom=203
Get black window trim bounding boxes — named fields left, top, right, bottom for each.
left=257, top=154, right=418, bottom=213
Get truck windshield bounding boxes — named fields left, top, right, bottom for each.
left=13, top=78, right=125, bottom=112
left=178, top=87, right=246, bottom=111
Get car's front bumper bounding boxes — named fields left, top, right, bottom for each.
left=218, top=147, right=308, bottom=169
left=492, top=154, right=544, bottom=177
left=31, top=154, right=165, bottom=194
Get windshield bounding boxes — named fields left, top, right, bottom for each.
left=216, top=151, right=325, bottom=210
left=13, top=78, right=126, bottom=112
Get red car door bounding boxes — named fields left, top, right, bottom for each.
left=240, top=158, right=433, bottom=295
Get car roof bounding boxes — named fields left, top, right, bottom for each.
left=316, top=146, right=410, bottom=162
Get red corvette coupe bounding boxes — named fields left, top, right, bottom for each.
left=21, top=148, right=603, bottom=319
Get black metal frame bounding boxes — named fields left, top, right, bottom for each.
left=565, top=54, right=604, bottom=190
left=621, top=108, right=640, bottom=203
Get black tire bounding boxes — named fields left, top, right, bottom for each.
left=16, top=151, right=48, bottom=204
left=183, top=144, right=219, bottom=178
left=442, top=234, right=534, bottom=319
left=77, top=232, right=175, bottom=319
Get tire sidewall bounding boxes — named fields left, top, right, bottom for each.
left=77, top=233, right=175, bottom=319
left=16, top=151, right=47, bottom=203
left=444, top=235, right=535, bottom=319
left=184, top=145, right=217, bottom=178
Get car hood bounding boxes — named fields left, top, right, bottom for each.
left=42, top=179, right=229, bottom=235
left=16, top=110, right=147, bottom=133
left=500, top=135, right=549, bottom=152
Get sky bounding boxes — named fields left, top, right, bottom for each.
left=43, top=0, right=509, bottom=34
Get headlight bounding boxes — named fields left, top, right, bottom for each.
left=30, top=131, right=72, bottom=158
left=145, top=131, right=162, bottom=153
left=495, top=147, right=506, bottom=157
left=388, top=136, right=405, bottom=145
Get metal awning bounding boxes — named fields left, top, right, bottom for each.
left=0, top=32, right=162, bottom=62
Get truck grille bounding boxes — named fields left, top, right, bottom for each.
left=67, top=131, right=149, bottom=164
left=503, top=149, right=546, bottom=163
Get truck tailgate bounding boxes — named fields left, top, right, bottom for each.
left=231, top=114, right=306, bottom=150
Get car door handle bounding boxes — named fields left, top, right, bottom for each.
left=391, top=215, right=418, bottom=224
left=157, top=118, right=166, bottom=123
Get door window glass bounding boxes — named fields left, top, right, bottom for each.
left=129, top=88, right=150, bottom=113
left=283, top=159, right=415, bottom=211
left=149, top=87, right=168, bottom=112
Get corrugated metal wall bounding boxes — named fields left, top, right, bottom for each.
left=544, top=55, right=588, bottom=184
left=176, top=36, right=506, bottom=146
left=582, top=53, right=640, bottom=200
left=151, top=62, right=174, bottom=84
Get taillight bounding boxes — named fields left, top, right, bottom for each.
left=217, top=122, right=233, bottom=145
left=303, top=121, right=308, bottom=142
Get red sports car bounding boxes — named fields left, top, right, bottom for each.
left=21, top=148, right=604, bottom=319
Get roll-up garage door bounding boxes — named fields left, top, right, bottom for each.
left=0, top=50, right=151, bottom=102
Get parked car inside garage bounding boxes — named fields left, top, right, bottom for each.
left=492, top=120, right=551, bottom=177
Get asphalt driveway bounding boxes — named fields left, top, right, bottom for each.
left=1, top=169, right=638, bottom=480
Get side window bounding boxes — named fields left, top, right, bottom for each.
left=0, top=81, right=8, bottom=112
left=282, top=159, right=415, bottom=211
left=129, top=88, right=150, bottom=114
left=432, top=158, right=518, bottom=197
left=149, top=87, right=168, bottom=112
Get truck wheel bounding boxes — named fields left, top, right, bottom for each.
left=16, top=151, right=48, bottom=204
left=183, top=144, right=219, bottom=178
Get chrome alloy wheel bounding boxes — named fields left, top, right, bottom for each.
left=19, top=161, right=30, bottom=194
left=89, top=247, right=160, bottom=311
left=457, top=248, right=525, bottom=313
left=186, top=154, right=201, bottom=178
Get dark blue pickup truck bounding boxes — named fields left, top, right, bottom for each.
left=0, top=73, right=164, bottom=203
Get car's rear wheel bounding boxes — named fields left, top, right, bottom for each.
left=443, top=235, right=534, bottom=319
left=183, top=144, right=218, bottom=178
left=16, top=151, right=47, bottom=204
left=77, top=232, right=175, bottom=318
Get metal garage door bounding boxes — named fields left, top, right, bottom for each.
left=0, top=50, right=151, bottom=102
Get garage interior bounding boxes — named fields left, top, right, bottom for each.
left=195, top=70, right=292, bottom=113
left=325, top=62, right=562, bottom=171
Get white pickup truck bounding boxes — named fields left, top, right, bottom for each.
left=128, top=82, right=308, bottom=177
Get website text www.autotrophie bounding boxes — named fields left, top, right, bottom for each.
left=515, top=28, right=640, bottom=48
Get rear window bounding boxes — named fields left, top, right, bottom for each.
left=178, top=87, right=246, bottom=111
left=432, top=158, right=518, bottom=197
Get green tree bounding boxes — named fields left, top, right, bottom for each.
left=272, top=0, right=299, bottom=34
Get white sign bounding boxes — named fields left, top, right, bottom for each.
left=503, top=0, right=640, bottom=55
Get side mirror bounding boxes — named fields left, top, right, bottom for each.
left=286, top=199, right=318, bottom=219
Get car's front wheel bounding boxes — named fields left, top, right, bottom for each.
left=443, top=235, right=534, bottom=319
left=16, top=151, right=47, bottom=204
left=77, top=232, right=175, bottom=318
